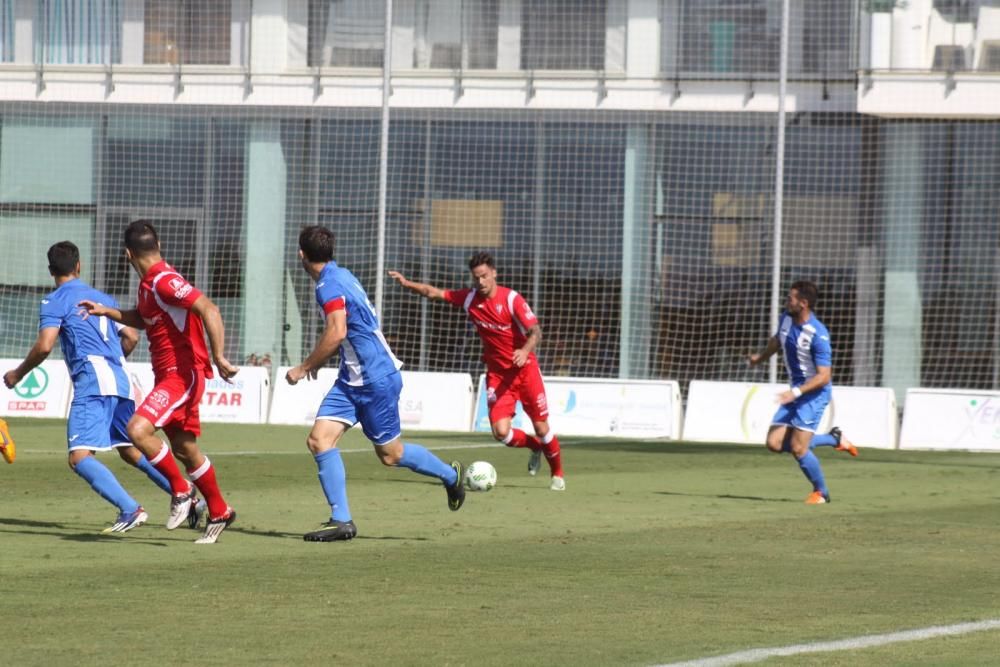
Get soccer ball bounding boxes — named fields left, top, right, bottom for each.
left=465, top=461, right=497, bottom=492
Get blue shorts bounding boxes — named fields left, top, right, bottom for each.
left=317, top=372, right=402, bottom=446
left=67, top=395, right=134, bottom=451
left=771, top=389, right=830, bottom=433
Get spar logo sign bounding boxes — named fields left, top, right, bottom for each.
left=9, top=367, right=49, bottom=411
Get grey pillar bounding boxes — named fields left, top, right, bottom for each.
left=619, top=124, right=653, bottom=379
left=241, top=121, right=287, bottom=362
left=881, top=126, right=923, bottom=397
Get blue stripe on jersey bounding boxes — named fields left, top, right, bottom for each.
left=40, top=279, right=130, bottom=398
left=315, top=261, right=402, bottom=387
left=776, top=311, right=833, bottom=390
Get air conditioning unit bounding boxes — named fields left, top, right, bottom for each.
left=932, top=44, right=968, bottom=70
left=980, top=41, right=1000, bottom=71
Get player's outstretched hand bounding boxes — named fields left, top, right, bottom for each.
left=77, top=299, right=108, bottom=320
left=285, top=365, right=317, bottom=385
left=776, top=389, right=796, bottom=405
left=747, top=352, right=763, bottom=367
left=3, top=370, right=20, bottom=390
left=387, top=270, right=407, bottom=287
left=215, top=357, right=239, bottom=382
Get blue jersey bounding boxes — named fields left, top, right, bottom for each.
left=40, top=279, right=131, bottom=399
left=776, top=311, right=832, bottom=396
left=314, top=261, right=402, bottom=387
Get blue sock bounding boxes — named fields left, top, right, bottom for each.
left=795, top=451, right=828, bottom=494
left=315, top=448, right=352, bottom=522
left=809, top=433, right=838, bottom=449
left=398, top=442, right=457, bottom=486
left=74, top=456, right=140, bottom=513
left=134, top=455, right=172, bottom=494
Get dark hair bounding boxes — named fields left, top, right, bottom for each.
left=47, top=241, right=80, bottom=277
left=791, top=280, right=819, bottom=309
left=124, top=220, right=160, bottom=256
left=299, top=225, right=335, bottom=263
left=467, top=251, right=495, bottom=271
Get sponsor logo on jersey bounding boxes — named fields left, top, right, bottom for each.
left=148, top=389, right=171, bottom=409
left=168, top=277, right=193, bottom=299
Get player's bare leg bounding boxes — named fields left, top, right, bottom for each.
left=764, top=425, right=789, bottom=453
left=126, top=414, right=193, bottom=525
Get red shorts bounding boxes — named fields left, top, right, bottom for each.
left=486, top=363, right=549, bottom=424
left=137, top=369, right=205, bottom=436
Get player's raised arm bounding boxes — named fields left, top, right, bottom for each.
left=118, top=325, right=140, bottom=358
left=387, top=270, right=447, bottom=301
left=190, top=294, right=238, bottom=381
left=77, top=300, right=146, bottom=329
left=513, top=324, right=541, bottom=368
left=3, top=327, right=59, bottom=389
left=748, top=336, right=780, bottom=367
left=286, top=310, right=346, bottom=385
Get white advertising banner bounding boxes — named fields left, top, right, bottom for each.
left=267, top=369, right=475, bottom=431
left=473, top=375, right=683, bottom=439
left=899, top=388, right=1000, bottom=452
left=266, top=367, right=337, bottom=426
left=128, top=363, right=270, bottom=424
left=398, top=371, right=474, bottom=431
left=0, top=358, right=72, bottom=419
left=683, top=381, right=897, bottom=449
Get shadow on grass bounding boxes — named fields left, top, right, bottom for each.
left=0, top=517, right=68, bottom=529
left=655, top=490, right=795, bottom=503
left=0, top=521, right=172, bottom=545
left=224, top=526, right=430, bottom=542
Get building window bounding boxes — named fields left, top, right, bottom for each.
left=309, top=0, right=385, bottom=67
left=0, top=0, right=14, bottom=63
left=672, top=0, right=780, bottom=75
left=36, top=0, right=123, bottom=65
left=522, top=0, right=607, bottom=70
left=408, top=0, right=499, bottom=70
left=800, top=0, right=853, bottom=76
left=144, top=0, right=232, bottom=65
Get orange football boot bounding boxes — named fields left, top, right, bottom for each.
left=0, top=418, right=15, bottom=464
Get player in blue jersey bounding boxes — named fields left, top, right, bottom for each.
left=748, top=280, right=857, bottom=504
left=285, top=226, right=466, bottom=542
left=3, top=241, right=193, bottom=533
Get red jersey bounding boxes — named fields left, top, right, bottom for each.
left=443, top=285, right=539, bottom=373
left=137, top=260, right=213, bottom=380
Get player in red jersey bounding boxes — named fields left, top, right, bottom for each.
left=389, top=251, right=564, bottom=490
left=78, top=220, right=239, bottom=543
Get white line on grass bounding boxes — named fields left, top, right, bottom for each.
left=655, top=619, right=1000, bottom=667
left=19, top=442, right=504, bottom=457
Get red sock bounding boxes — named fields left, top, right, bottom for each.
left=188, top=457, right=229, bottom=519
left=505, top=428, right=541, bottom=450
left=543, top=434, right=563, bottom=477
left=149, top=442, right=191, bottom=495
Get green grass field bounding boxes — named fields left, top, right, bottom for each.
left=2, top=419, right=998, bottom=666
